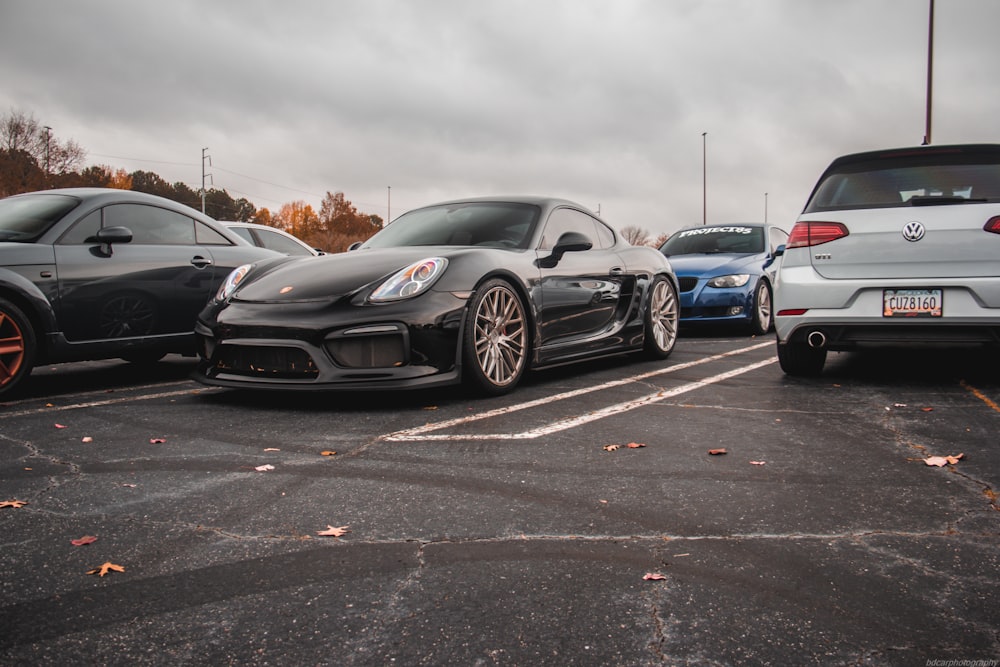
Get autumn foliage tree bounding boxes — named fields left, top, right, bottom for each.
left=0, top=108, right=382, bottom=244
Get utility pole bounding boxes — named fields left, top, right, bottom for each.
left=201, top=147, right=212, bottom=214
left=387, top=185, right=391, bottom=223
left=923, top=0, right=935, bottom=145
left=764, top=192, right=768, bottom=223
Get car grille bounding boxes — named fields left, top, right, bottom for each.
left=213, top=345, right=319, bottom=378
left=325, top=334, right=406, bottom=368
left=677, top=277, right=698, bottom=293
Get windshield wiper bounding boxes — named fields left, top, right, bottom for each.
left=909, top=196, right=988, bottom=206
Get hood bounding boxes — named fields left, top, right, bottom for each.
left=665, top=252, right=764, bottom=277
left=233, top=246, right=460, bottom=302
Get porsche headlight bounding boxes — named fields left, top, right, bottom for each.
left=216, top=264, right=252, bottom=301
left=370, top=257, right=448, bottom=302
left=707, top=274, right=750, bottom=288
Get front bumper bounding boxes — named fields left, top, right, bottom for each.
left=194, top=290, right=469, bottom=391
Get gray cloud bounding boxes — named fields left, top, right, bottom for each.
left=2, top=0, right=997, bottom=234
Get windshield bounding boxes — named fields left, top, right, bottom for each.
left=0, top=193, right=81, bottom=242
left=362, top=202, right=541, bottom=249
left=659, top=226, right=764, bottom=255
left=805, top=150, right=1000, bottom=212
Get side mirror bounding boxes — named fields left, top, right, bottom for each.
left=95, top=226, right=133, bottom=256
left=347, top=241, right=364, bottom=251
left=774, top=243, right=786, bottom=257
left=538, top=231, right=593, bottom=268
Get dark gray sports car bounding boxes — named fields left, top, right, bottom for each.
left=194, top=196, right=680, bottom=395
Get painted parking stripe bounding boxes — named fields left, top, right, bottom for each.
left=383, top=342, right=776, bottom=441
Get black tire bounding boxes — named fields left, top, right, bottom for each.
left=749, top=280, right=773, bottom=336
left=777, top=340, right=826, bottom=376
left=462, top=279, right=529, bottom=395
left=0, top=297, right=36, bottom=398
left=643, top=277, right=679, bottom=359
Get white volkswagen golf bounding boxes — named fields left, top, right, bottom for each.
left=774, top=143, right=1000, bottom=375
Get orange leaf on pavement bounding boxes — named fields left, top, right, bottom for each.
left=71, top=535, right=98, bottom=546
left=316, top=525, right=351, bottom=537
left=87, top=562, right=125, bottom=577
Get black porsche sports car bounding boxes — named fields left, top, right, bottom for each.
left=194, top=196, right=680, bottom=395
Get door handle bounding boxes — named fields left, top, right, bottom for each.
left=191, top=256, right=213, bottom=269
left=610, top=267, right=624, bottom=277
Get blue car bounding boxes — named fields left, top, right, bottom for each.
left=658, top=223, right=787, bottom=334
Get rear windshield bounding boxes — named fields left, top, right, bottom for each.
left=363, top=202, right=541, bottom=249
left=804, top=148, right=1000, bottom=212
left=659, top=226, right=764, bottom=255
left=0, top=193, right=80, bottom=242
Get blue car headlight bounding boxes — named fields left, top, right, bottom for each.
left=216, top=264, right=253, bottom=301
left=370, top=257, right=448, bottom=302
left=707, top=274, right=750, bottom=288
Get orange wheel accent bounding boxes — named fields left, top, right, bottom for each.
left=0, top=312, right=26, bottom=387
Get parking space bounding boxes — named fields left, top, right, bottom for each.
left=1, top=337, right=998, bottom=664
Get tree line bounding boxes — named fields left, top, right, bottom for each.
left=0, top=109, right=382, bottom=252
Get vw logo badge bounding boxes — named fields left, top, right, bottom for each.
left=902, top=221, right=925, bottom=242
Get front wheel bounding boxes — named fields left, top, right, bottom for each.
left=749, top=280, right=773, bottom=335
left=0, top=298, right=37, bottom=398
left=776, top=341, right=826, bottom=376
left=462, top=279, right=529, bottom=395
left=643, top=277, right=679, bottom=359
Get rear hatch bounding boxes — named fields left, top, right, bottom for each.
left=797, top=144, right=1000, bottom=280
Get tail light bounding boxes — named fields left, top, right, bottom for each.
left=986, top=216, right=1000, bottom=234
left=786, top=221, right=849, bottom=249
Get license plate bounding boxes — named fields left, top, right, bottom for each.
left=883, top=289, right=942, bottom=318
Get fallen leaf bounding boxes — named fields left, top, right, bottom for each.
left=708, top=448, right=727, bottom=455
left=321, top=450, right=337, bottom=457
left=121, top=483, right=137, bottom=488
left=921, top=407, right=934, bottom=412
left=263, top=447, right=280, bottom=452
left=750, top=461, right=766, bottom=466
left=149, top=438, right=166, bottom=444
left=643, top=572, right=668, bottom=581
left=1, top=499, right=28, bottom=509
left=603, top=444, right=621, bottom=452
left=626, top=442, right=646, bottom=449
left=255, top=464, right=275, bottom=472
left=54, top=423, right=67, bottom=429
left=316, top=525, right=350, bottom=537
left=422, top=406, right=438, bottom=411
left=924, top=453, right=965, bottom=467
left=81, top=436, right=93, bottom=443
left=86, top=562, right=125, bottom=577
left=71, top=535, right=98, bottom=546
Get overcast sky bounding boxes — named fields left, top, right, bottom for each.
left=2, top=0, right=998, bottom=237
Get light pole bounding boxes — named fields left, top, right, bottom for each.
left=702, top=132, right=707, bottom=225
left=923, top=0, right=935, bottom=145
left=764, top=192, right=768, bottom=223
left=387, top=185, right=391, bottom=223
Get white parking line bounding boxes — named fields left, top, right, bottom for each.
left=0, top=387, right=217, bottom=419
left=383, top=341, right=776, bottom=441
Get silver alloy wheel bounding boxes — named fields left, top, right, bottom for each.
left=754, top=281, right=772, bottom=333
left=473, top=284, right=527, bottom=387
left=648, top=279, right=678, bottom=353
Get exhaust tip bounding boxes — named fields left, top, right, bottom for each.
left=807, top=330, right=827, bottom=348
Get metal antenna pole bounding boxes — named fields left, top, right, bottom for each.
left=923, top=0, right=935, bottom=145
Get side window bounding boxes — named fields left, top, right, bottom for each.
left=228, top=227, right=256, bottom=245
left=104, top=204, right=195, bottom=244
left=538, top=208, right=599, bottom=251
left=196, top=221, right=233, bottom=246
left=592, top=219, right=615, bottom=249
left=57, top=210, right=102, bottom=245
left=258, top=229, right=312, bottom=255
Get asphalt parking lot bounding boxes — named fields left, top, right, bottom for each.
left=1, top=334, right=998, bottom=666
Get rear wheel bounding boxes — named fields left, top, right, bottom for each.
left=749, top=280, right=773, bottom=335
left=643, top=277, right=679, bottom=359
left=0, top=298, right=36, bottom=398
left=463, top=279, right=528, bottom=395
left=777, top=341, right=826, bottom=376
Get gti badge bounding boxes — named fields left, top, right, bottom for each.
left=902, top=221, right=925, bottom=242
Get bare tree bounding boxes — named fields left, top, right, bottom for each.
left=620, top=225, right=650, bottom=246
left=0, top=108, right=86, bottom=177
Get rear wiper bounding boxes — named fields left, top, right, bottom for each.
left=909, top=196, right=988, bottom=206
